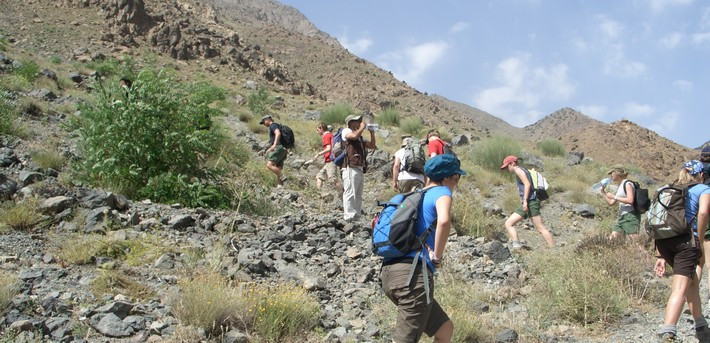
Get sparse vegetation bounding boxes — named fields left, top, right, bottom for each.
left=56, top=232, right=169, bottom=266
left=0, top=88, right=25, bottom=137
left=91, top=269, right=155, bottom=300
left=320, top=103, right=353, bottom=126
left=0, top=271, right=20, bottom=313
left=248, top=86, right=271, bottom=116
left=376, top=107, right=400, bottom=127
left=247, top=283, right=321, bottom=341
left=0, top=33, right=7, bottom=52
left=30, top=148, right=65, bottom=170
left=0, top=198, right=44, bottom=230
left=18, top=96, right=46, bottom=116
left=471, top=136, right=522, bottom=171
left=537, top=138, right=566, bottom=157
left=237, top=110, right=252, bottom=122
left=0, top=74, right=32, bottom=92
left=247, top=117, right=267, bottom=134
left=400, top=117, right=424, bottom=135
left=85, top=57, right=137, bottom=80
left=226, top=161, right=281, bottom=216
left=49, top=55, right=62, bottom=64
left=452, top=190, right=500, bottom=238
left=11, top=60, right=40, bottom=83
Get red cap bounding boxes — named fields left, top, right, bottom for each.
left=500, top=155, right=518, bottom=169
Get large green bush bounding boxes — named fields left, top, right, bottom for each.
left=537, top=138, right=566, bottom=157
left=248, top=86, right=271, bottom=116
left=400, top=117, right=423, bottom=135
left=471, top=136, right=522, bottom=171
left=320, top=103, right=353, bottom=126
left=376, top=107, right=400, bottom=127
left=86, top=57, right=137, bottom=79
left=77, top=69, right=222, bottom=198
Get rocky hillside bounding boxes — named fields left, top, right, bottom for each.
left=699, top=140, right=710, bottom=150
left=523, top=107, right=605, bottom=143
left=430, top=95, right=522, bottom=138
left=560, top=118, right=696, bottom=181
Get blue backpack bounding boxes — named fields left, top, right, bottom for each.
left=328, top=128, right=347, bottom=166
left=372, top=188, right=437, bottom=303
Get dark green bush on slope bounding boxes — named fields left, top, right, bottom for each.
left=77, top=69, right=224, bottom=204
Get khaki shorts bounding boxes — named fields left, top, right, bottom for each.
left=267, top=145, right=287, bottom=167
left=316, top=162, right=337, bottom=181
left=381, top=261, right=449, bottom=342
left=514, top=198, right=542, bottom=219
left=656, top=234, right=701, bottom=277
left=612, top=212, right=641, bottom=235
left=397, top=179, right=424, bottom=193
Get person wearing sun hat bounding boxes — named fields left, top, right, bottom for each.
left=599, top=165, right=643, bottom=244
left=700, top=146, right=710, bottom=185
left=653, top=160, right=710, bottom=342
left=392, top=135, right=426, bottom=193
left=380, top=154, right=465, bottom=343
left=500, top=155, right=555, bottom=249
left=340, top=113, right=377, bottom=222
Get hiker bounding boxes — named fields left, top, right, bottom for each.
left=500, top=156, right=555, bottom=249
left=314, top=122, right=339, bottom=194
left=341, top=114, right=376, bottom=222
left=654, top=160, right=710, bottom=342
left=701, top=146, right=710, bottom=185
left=392, top=136, right=426, bottom=193
left=600, top=167, right=642, bottom=243
left=260, top=115, right=287, bottom=186
left=426, top=130, right=445, bottom=158
left=381, top=154, right=465, bottom=343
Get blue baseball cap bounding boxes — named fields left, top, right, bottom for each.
left=684, top=160, right=704, bottom=175
left=424, top=154, right=467, bottom=180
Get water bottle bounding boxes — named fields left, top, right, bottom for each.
left=366, top=123, right=379, bottom=132
left=591, top=178, right=611, bottom=191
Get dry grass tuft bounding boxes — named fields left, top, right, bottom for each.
left=0, top=198, right=45, bottom=230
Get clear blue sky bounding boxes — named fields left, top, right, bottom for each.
left=278, top=0, right=709, bottom=148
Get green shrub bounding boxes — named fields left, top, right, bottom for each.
left=91, top=269, right=155, bottom=300
left=139, top=172, right=229, bottom=209
left=31, top=148, right=65, bottom=170
left=226, top=161, right=281, bottom=216
left=0, top=88, right=20, bottom=136
left=12, top=60, right=40, bottom=83
left=0, top=198, right=44, bottom=230
left=537, top=138, right=566, bottom=157
left=247, top=283, right=321, bottom=341
left=237, top=110, right=252, bottom=122
left=452, top=190, right=500, bottom=238
left=0, top=33, right=7, bottom=52
left=0, top=271, right=19, bottom=312
left=49, top=55, right=62, bottom=64
left=320, top=103, right=353, bottom=126
left=471, top=136, right=522, bottom=171
left=0, top=74, right=32, bottom=92
left=86, top=57, right=137, bottom=79
left=247, top=118, right=267, bottom=134
left=248, top=86, right=271, bottom=116
left=18, top=96, right=46, bottom=116
left=400, top=117, right=423, bottom=135
left=76, top=69, right=222, bottom=197
left=376, top=107, right=400, bottom=126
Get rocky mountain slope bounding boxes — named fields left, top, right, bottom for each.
left=699, top=140, right=710, bottom=150
left=523, top=107, right=605, bottom=142
left=561, top=118, right=696, bottom=181
left=430, top=95, right=522, bottom=138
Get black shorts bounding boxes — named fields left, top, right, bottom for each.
left=656, top=234, right=701, bottom=277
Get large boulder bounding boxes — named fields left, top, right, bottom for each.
left=366, top=149, right=390, bottom=170
left=0, top=173, right=18, bottom=200
left=78, top=189, right=128, bottom=210
left=566, top=151, right=584, bottom=166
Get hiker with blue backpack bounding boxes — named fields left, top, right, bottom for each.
left=260, top=115, right=293, bottom=187
left=377, top=154, right=465, bottom=343
left=500, top=155, right=555, bottom=249
left=314, top=122, right=340, bottom=195
left=392, top=136, right=426, bottom=193
left=650, top=160, right=710, bottom=342
left=341, top=114, right=376, bottom=222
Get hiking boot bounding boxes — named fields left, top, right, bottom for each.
left=657, top=332, right=679, bottom=343
left=279, top=175, right=288, bottom=184
left=697, top=325, right=710, bottom=343
left=512, top=241, right=523, bottom=249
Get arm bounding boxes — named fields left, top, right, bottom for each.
left=392, top=156, right=401, bottom=191
left=314, top=143, right=331, bottom=161
left=344, top=122, right=366, bottom=140
left=364, top=129, right=376, bottom=149
left=432, top=195, right=453, bottom=260
left=428, top=141, right=438, bottom=158
left=654, top=246, right=666, bottom=277
left=697, top=193, right=710, bottom=250
left=601, top=186, right=617, bottom=205
left=268, top=128, right=281, bottom=152
left=515, top=168, right=531, bottom=211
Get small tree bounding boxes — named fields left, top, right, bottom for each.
left=248, top=86, right=271, bottom=116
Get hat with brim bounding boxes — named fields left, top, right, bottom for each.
left=500, top=155, right=518, bottom=170
left=345, top=114, right=362, bottom=124
left=258, top=115, right=272, bottom=125
left=702, top=146, right=710, bottom=158
left=607, top=166, right=626, bottom=175
left=401, top=137, right=412, bottom=147
left=425, top=154, right=468, bottom=180
left=684, top=160, right=704, bottom=175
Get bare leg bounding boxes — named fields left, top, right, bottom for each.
left=686, top=271, right=704, bottom=322
left=433, top=320, right=453, bottom=343
left=664, top=274, right=692, bottom=326
left=609, top=231, right=622, bottom=240
left=531, top=215, right=555, bottom=247
left=266, top=161, right=282, bottom=185
left=703, top=241, right=710, bottom=298
left=504, top=213, right=524, bottom=243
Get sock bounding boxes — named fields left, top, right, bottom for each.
left=658, top=324, right=676, bottom=335
left=695, top=316, right=708, bottom=329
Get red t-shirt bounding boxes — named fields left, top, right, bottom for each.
left=427, top=138, right=445, bottom=157
left=323, top=132, right=334, bottom=162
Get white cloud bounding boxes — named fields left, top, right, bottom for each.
left=700, top=7, right=710, bottom=29
left=572, top=37, right=590, bottom=51
left=648, top=111, right=680, bottom=136
left=603, top=43, right=647, bottom=77
left=472, top=53, right=576, bottom=126
left=621, top=102, right=655, bottom=118
left=449, top=22, right=469, bottom=34
left=673, top=79, right=693, bottom=90
left=338, top=35, right=373, bottom=55
left=375, top=41, right=449, bottom=85
left=691, top=32, right=710, bottom=44
left=599, top=16, right=623, bottom=40
left=659, top=32, right=683, bottom=48
left=577, top=105, right=608, bottom=119
left=650, top=0, right=693, bottom=14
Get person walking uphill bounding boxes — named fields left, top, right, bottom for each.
left=600, top=167, right=642, bottom=244
left=500, top=156, right=555, bottom=249
left=314, top=122, right=339, bottom=195
left=381, top=154, right=465, bottom=343
left=392, top=136, right=426, bottom=193
left=260, top=115, right=288, bottom=187
left=654, top=160, right=710, bottom=343
left=341, top=114, right=376, bottom=222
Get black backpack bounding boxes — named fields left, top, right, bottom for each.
left=623, top=180, right=650, bottom=214
left=439, top=139, right=456, bottom=157
left=279, top=124, right=295, bottom=149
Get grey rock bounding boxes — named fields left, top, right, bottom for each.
left=69, top=73, right=84, bottom=83
left=73, top=47, right=89, bottom=56
left=9, top=319, right=34, bottom=331
left=137, top=218, right=160, bottom=231
left=123, top=315, right=147, bottom=331
left=468, top=301, right=490, bottom=313
left=40, top=196, right=74, bottom=214
left=573, top=204, right=596, bottom=218
left=154, top=254, right=174, bottom=269
left=303, top=110, right=320, bottom=121
left=303, top=276, right=326, bottom=291
left=94, top=313, right=133, bottom=337
left=19, top=269, right=43, bottom=281
left=0, top=148, right=20, bottom=167
left=84, top=206, right=115, bottom=233
left=566, top=151, right=584, bottom=166
left=168, top=214, right=195, bottom=230
left=149, top=320, right=168, bottom=335
left=41, top=68, right=57, bottom=80
left=377, top=129, right=391, bottom=139
left=496, top=328, right=519, bottom=343
left=482, top=202, right=503, bottom=216
left=366, top=149, right=390, bottom=170
left=451, top=134, right=469, bottom=146
left=42, top=316, right=74, bottom=341
left=0, top=174, right=17, bottom=200
left=232, top=94, right=246, bottom=106
left=19, top=171, right=44, bottom=186
left=244, top=80, right=258, bottom=90
left=519, top=152, right=544, bottom=171
left=223, top=329, right=249, bottom=343
left=28, top=88, right=57, bottom=101
left=482, top=241, right=511, bottom=263
left=79, top=189, right=128, bottom=210
left=96, top=301, right=133, bottom=319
